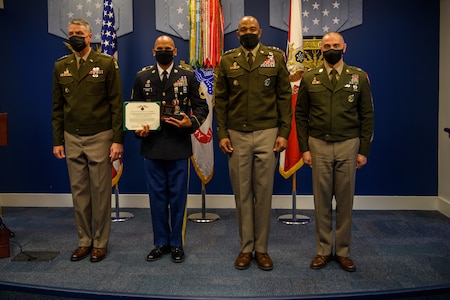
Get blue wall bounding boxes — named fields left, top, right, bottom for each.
left=0, top=0, right=439, bottom=196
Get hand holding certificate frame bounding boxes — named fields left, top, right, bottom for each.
left=123, top=101, right=161, bottom=131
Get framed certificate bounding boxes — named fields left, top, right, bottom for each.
left=123, top=101, right=161, bottom=131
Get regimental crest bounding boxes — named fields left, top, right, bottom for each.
left=194, top=68, right=214, bottom=95
left=287, top=42, right=304, bottom=74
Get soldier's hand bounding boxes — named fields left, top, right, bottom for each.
left=356, top=154, right=367, bottom=169
left=164, top=113, right=192, bottom=128
left=303, top=151, right=312, bottom=167
left=273, top=136, right=288, bottom=152
left=53, top=145, right=65, bottom=159
left=135, top=124, right=150, bottom=137
left=219, top=138, right=234, bottom=154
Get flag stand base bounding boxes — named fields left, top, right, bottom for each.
left=278, top=214, right=310, bottom=225
left=111, top=212, right=134, bottom=222
left=188, top=185, right=219, bottom=223
left=188, top=212, right=220, bottom=223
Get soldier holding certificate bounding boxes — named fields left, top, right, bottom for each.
left=131, top=35, right=208, bottom=263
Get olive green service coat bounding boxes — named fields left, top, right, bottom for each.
left=296, top=63, right=374, bottom=156
left=52, top=50, right=124, bottom=146
left=214, top=44, right=292, bottom=140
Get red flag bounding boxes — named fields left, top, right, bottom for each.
left=279, top=0, right=304, bottom=179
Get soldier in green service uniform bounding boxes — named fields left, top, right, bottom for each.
left=52, top=18, right=124, bottom=263
left=214, top=16, right=292, bottom=271
left=295, top=32, right=374, bottom=272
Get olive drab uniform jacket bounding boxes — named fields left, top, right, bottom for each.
left=295, top=63, right=374, bottom=156
left=52, top=50, right=124, bottom=146
left=131, top=64, right=209, bottom=160
left=214, top=43, right=292, bottom=140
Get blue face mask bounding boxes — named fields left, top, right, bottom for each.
left=69, top=36, right=87, bottom=52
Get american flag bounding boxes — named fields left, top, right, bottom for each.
left=101, top=0, right=118, bottom=57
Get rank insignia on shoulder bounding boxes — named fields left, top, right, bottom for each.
left=138, top=65, right=154, bottom=73
left=179, top=60, right=194, bottom=72
left=57, top=55, right=69, bottom=61
left=223, top=48, right=237, bottom=55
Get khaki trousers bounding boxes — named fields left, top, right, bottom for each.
left=309, top=136, right=359, bottom=257
left=228, top=128, right=278, bottom=253
left=64, top=130, right=112, bottom=248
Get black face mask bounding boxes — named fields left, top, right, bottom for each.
left=323, top=49, right=343, bottom=65
left=239, top=33, right=259, bottom=50
left=155, top=50, right=174, bottom=65
left=69, top=36, right=87, bottom=52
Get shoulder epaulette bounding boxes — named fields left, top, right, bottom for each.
left=223, top=48, right=238, bottom=56
left=347, top=65, right=366, bottom=73
left=57, top=55, right=69, bottom=61
left=98, top=52, right=113, bottom=58
left=267, top=46, right=283, bottom=53
left=179, top=60, right=194, bottom=72
left=306, top=66, right=320, bottom=73
left=138, top=65, right=154, bottom=73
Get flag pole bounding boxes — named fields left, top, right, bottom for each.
left=278, top=173, right=311, bottom=225
left=188, top=182, right=220, bottom=223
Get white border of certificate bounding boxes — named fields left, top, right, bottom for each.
left=123, top=101, right=161, bottom=131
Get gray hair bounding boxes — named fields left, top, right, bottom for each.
left=68, top=18, right=92, bottom=33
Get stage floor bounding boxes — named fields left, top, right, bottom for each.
left=0, top=207, right=449, bottom=299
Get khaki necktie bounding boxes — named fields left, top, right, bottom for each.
left=78, top=58, right=85, bottom=70
left=247, top=52, right=253, bottom=68
left=330, top=69, right=338, bottom=88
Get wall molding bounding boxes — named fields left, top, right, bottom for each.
left=0, top=193, right=448, bottom=217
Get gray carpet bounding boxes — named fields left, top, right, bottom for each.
left=0, top=206, right=449, bottom=299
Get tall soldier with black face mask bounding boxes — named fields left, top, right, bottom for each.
left=214, top=16, right=292, bottom=271
left=131, top=35, right=209, bottom=264
left=296, top=32, right=374, bottom=273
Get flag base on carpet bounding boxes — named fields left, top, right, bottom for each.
left=12, top=251, right=59, bottom=262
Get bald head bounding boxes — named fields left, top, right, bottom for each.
left=237, top=16, right=262, bottom=50
left=154, top=35, right=175, bottom=49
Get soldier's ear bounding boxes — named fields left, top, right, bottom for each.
left=173, top=48, right=178, bottom=56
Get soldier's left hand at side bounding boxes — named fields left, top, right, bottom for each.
left=273, top=136, right=288, bottom=152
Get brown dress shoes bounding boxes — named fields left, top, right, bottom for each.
left=335, top=255, right=356, bottom=272
left=90, top=247, right=107, bottom=263
left=235, top=252, right=252, bottom=270
left=310, top=255, right=332, bottom=269
left=255, top=252, right=273, bottom=271
left=70, top=246, right=92, bottom=261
